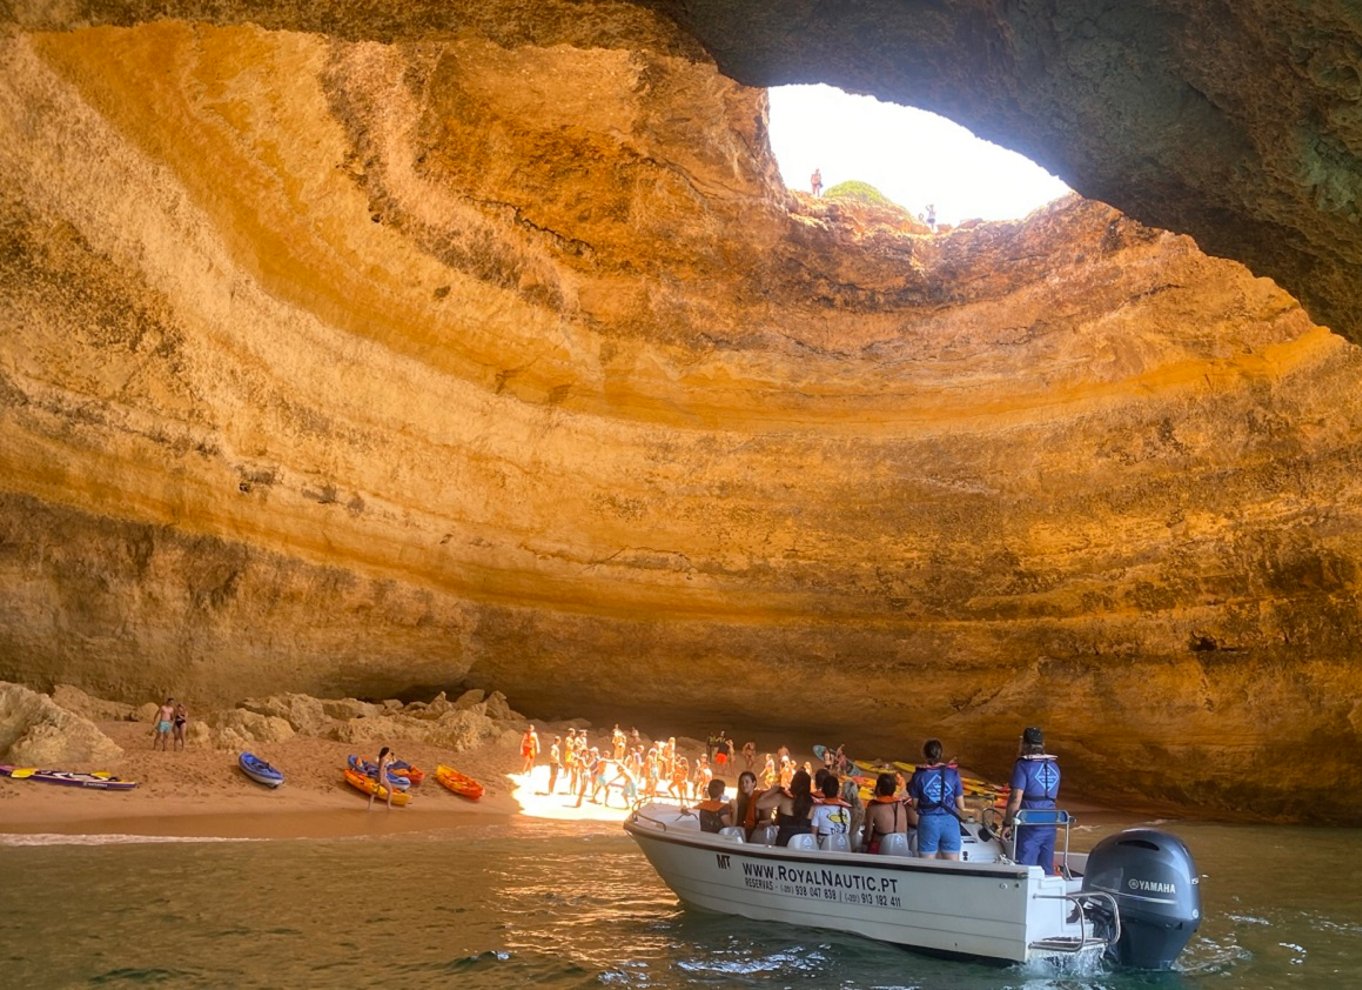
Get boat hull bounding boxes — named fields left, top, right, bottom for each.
left=625, top=804, right=1099, bottom=965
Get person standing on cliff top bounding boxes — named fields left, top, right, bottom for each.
left=152, top=698, right=175, bottom=751
left=810, top=168, right=823, bottom=196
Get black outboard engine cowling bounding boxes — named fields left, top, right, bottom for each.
left=1080, top=828, right=1200, bottom=969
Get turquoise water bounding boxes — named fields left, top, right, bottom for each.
left=1, top=818, right=1359, bottom=988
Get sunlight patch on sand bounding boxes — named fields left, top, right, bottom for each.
left=509, top=765, right=638, bottom=823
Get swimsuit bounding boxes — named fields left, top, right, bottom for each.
left=156, top=720, right=172, bottom=733
left=865, top=800, right=902, bottom=854
left=774, top=809, right=812, bottom=847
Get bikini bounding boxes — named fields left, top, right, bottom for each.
left=865, top=797, right=902, bottom=854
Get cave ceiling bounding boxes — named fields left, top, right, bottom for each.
left=8, top=0, right=1361, bottom=343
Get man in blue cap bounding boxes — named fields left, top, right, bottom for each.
left=1003, top=726, right=1062, bottom=873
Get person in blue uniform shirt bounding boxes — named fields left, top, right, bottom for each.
left=1004, top=726, right=1061, bottom=873
left=908, top=738, right=968, bottom=860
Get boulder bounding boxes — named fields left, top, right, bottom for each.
left=483, top=690, right=514, bottom=721
left=201, top=709, right=295, bottom=750
left=452, top=689, right=485, bottom=711
left=320, top=698, right=381, bottom=721
left=51, top=684, right=137, bottom=722
left=424, top=709, right=501, bottom=751
left=239, top=693, right=329, bottom=735
left=0, top=681, right=123, bottom=767
left=324, top=714, right=423, bottom=745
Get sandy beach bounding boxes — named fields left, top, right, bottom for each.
left=0, top=715, right=668, bottom=839
left=3, top=703, right=1126, bottom=841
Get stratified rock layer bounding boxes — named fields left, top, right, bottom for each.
left=0, top=8, right=1359, bottom=821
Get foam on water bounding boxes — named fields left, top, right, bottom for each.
left=0, top=831, right=264, bottom=847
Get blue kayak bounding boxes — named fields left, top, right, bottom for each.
left=239, top=752, right=284, bottom=788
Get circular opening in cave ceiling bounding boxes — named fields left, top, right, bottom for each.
left=768, top=83, right=1071, bottom=227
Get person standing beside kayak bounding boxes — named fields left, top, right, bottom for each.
left=369, top=746, right=396, bottom=811
left=1004, top=726, right=1062, bottom=873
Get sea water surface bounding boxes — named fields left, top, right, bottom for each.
left=2, top=816, right=1359, bottom=989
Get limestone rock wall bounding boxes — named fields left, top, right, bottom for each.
left=0, top=8, right=1360, bottom=821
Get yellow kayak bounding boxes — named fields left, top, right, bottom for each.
left=343, top=768, right=410, bottom=806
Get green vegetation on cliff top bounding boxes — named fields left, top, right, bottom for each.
left=823, top=180, right=895, bottom=207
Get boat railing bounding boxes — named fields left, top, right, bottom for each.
left=628, top=805, right=697, bottom=832
left=988, top=807, right=1076, bottom=877
left=1031, top=889, right=1122, bottom=954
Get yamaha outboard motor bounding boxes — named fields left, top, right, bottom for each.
left=1080, top=828, right=1200, bottom=969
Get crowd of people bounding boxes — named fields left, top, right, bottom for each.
left=519, top=722, right=1062, bottom=872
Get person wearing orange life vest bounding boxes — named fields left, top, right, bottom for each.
left=520, top=725, right=540, bottom=775
left=861, top=772, right=918, bottom=853
left=696, top=778, right=734, bottom=833
left=811, top=774, right=852, bottom=839
left=733, top=770, right=767, bottom=840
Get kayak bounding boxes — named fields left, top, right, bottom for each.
left=389, top=760, right=425, bottom=786
left=239, top=752, right=285, bottom=788
left=347, top=755, right=411, bottom=791
left=344, top=768, right=411, bottom=806
left=24, top=769, right=137, bottom=791
left=434, top=763, right=484, bottom=801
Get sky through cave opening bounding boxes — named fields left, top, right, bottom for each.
left=768, top=84, right=1072, bottom=228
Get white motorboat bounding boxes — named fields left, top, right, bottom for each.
left=624, top=801, right=1200, bottom=969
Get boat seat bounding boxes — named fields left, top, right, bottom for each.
left=819, top=833, right=851, bottom=852
left=750, top=825, right=778, bottom=846
left=717, top=826, right=746, bottom=843
left=785, top=833, right=818, bottom=851
left=878, top=832, right=911, bottom=857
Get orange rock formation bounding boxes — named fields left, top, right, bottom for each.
left=1, top=6, right=1359, bottom=822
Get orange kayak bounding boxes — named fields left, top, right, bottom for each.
left=434, top=763, right=484, bottom=801
left=343, top=768, right=411, bottom=806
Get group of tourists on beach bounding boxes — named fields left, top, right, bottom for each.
left=521, top=721, right=1063, bottom=874
left=520, top=724, right=846, bottom=811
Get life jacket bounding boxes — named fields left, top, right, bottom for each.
left=697, top=799, right=729, bottom=833
left=738, top=789, right=766, bottom=832
left=815, top=797, right=851, bottom=808
left=1015, top=755, right=1061, bottom=808
left=912, top=762, right=960, bottom=814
